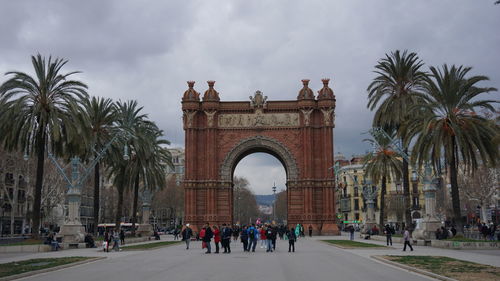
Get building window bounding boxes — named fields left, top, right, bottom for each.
left=354, top=199, right=359, bottom=211
left=355, top=213, right=359, bottom=220
left=354, top=187, right=359, bottom=197
left=344, top=214, right=348, bottom=221
left=5, top=173, right=14, bottom=186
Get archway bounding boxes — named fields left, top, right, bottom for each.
left=181, top=79, right=339, bottom=235
left=232, top=152, right=287, bottom=225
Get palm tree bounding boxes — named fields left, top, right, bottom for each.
left=0, top=54, right=88, bottom=238
left=408, top=64, right=498, bottom=233
left=363, top=128, right=403, bottom=229
left=367, top=50, right=427, bottom=227
left=128, top=122, right=171, bottom=235
left=75, top=96, right=117, bottom=234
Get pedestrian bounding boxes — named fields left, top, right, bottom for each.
left=271, top=226, right=278, bottom=250
left=104, top=230, right=110, bottom=252
left=308, top=225, right=313, bottom=237
left=213, top=225, right=221, bottom=253
left=295, top=224, right=301, bottom=239
left=203, top=223, right=213, bottom=254
left=200, top=226, right=206, bottom=249
left=265, top=226, right=273, bottom=252
left=260, top=226, right=267, bottom=248
left=248, top=223, right=258, bottom=252
left=384, top=224, right=393, bottom=246
left=174, top=228, right=180, bottom=240
left=181, top=223, right=193, bottom=250
left=232, top=225, right=240, bottom=241
left=240, top=225, right=249, bottom=252
left=120, top=229, right=125, bottom=245
left=403, top=227, right=413, bottom=252
left=222, top=223, right=233, bottom=253
left=287, top=227, right=296, bottom=252
left=349, top=225, right=355, bottom=241
left=112, top=230, right=121, bottom=251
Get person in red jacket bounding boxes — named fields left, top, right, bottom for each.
left=260, top=226, right=267, bottom=249
left=213, top=225, right=221, bottom=254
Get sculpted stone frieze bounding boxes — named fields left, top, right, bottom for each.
left=218, top=110, right=299, bottom=128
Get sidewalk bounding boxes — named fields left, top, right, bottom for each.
left=309, top=232, right=500, bottom=267
left=0, top=235, right=181, bottom=264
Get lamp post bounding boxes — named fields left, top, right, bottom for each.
left=272, top=182, right=277, bottom=222
left=44, top=132, right=130, bottom=244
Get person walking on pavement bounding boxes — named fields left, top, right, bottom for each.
left=271, top=225, right=278, bottom=250
left=287, top=227, right=296, bottom=252
left=260, top=226, right=267, bottom=248
left=181, top=224, right=193, bottom=250
left=265, top=225, right=274, bottom=253
left=349, top=225, right=355, bottom=241
left=213, top=225, right=221, bottom=254
left=403, top=227, right=413, bottom=251
left=248, top=223, right=258, bottom=252
left=222, top=223, right=233, bottom=253
left=308, top=225, right=313, bottom=237
left=120, top=229, right=125, bottom=245
left=384, top=224, right=393, bottom=246
left=240, top=225, right=249, bottom=251
left=203, top=223, right=213, bottom=254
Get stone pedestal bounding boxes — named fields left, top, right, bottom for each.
left=321, top=223, right=340, bottom=235
left=58, top=224, right=85, bottom=244
left=137, top=190, right=153, bottom=237
left=413, top=164, right=442, bottom=240
left=136, top=224, right=153, bottom=237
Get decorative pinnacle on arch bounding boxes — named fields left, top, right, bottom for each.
left=187, top=81, right=195, bottom=88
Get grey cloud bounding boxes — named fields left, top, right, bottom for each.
left=1, top=0, right=499, bottom=192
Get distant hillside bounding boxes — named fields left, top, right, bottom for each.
left=255, top=194, right=276, bottom=206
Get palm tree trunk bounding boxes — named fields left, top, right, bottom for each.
left=379, top=176, right=386, bottom=229
left=131, top=174, right=139, bottom=236
left=115, top=187, right=124, bottom=231
left=32, top=129, right=46, bottom=239
left=402, top=147, right=412, bottom=229
left=92, top=162, right=100, bottom=235
left=449, top=136, right=463, bottom=234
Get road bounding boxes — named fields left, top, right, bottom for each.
left=19, top=238, right=434, bottom=281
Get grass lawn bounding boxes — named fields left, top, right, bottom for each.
left=322, top=240, right=387, bottom=248
left=0, top=239, right=43, bottom=246
left=445, top=237, right=492, bottom=242
left=121, top=241, right=182, bottom=250
left=383, top=256, right=500, bottom=281
left=0, top=257, right=93, bottom=278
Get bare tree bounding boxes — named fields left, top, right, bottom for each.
left=459, top=165, right=499, bottom=223
left=233, top=177, right=260, bottom=225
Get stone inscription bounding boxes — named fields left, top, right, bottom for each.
left=218, top=112, right=299, bottom=128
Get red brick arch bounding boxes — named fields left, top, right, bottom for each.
left=181, top=79, right=339, bottom=235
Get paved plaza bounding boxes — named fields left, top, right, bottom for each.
left=1, top=234, right=498, bottom=281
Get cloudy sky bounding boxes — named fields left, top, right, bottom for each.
left=1, top=1, right=499, bottom=194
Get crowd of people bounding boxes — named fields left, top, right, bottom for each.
left=180, top=223, right=306, bottom=254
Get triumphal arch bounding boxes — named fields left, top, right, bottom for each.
left=181, top=79, right=339, bottom=235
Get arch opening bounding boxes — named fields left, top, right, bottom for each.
left=233, top=152, right=287, bottom=225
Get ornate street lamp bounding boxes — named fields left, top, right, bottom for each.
left=272, top=182, right=277, bottom=222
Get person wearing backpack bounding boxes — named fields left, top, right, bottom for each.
left=287, top=226, right=297, bottom=252
left=221, top=223, right=233, bottom=253
left=247, top=223, right=258, bottom=252
left=240, top=225, right=249, bottom=251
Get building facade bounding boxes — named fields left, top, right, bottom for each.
left=334, top=153, right=425, bottom=229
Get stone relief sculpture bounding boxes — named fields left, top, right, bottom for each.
left=321, top=108, right=334, bottom=126
left=183, top=111, right=197, bottom=128
left=249, top=90, right=267, bottom=109
left=218, top=112, right=300, bottom=128
left=301, top=108, right=314, bottom=126
left=204, top=110, right=217, bottom=127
